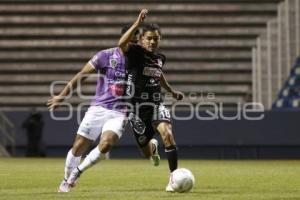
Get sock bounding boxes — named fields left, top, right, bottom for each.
left=77, top=146, right=101, bottom=172
left=165, top=145, right=178, bottom=173
left=64, top=149, right=81, bottom=180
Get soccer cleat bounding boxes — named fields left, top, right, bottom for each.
left=165, top=173, right=175, bottom=192
left=67, top=167, right=82, bottom=188
left=150, top=139, right=160, bottom=166
left=58, top=179, right=70, bottom=193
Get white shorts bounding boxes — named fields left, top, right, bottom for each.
left=77, top=106, right=127, bottom=141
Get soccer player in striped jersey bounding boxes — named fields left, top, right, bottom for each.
left=119, top=9, right=184, bottom=192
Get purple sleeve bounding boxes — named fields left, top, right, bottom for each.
left=89, top=50, right=108, bottom=70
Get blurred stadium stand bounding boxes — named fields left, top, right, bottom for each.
left=2, top=0, right=300, bottom=158
left=253, top=0, right=300, bottom=109
left=0, top=0, right=283, bottom=110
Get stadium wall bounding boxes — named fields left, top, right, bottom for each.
left=5, top=111, right=300, bottom=159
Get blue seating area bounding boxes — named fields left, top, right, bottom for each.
left=273, top=57, right=300, bottom=109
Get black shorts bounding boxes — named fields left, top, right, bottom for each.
left=130, top=104, right=172, bottom=148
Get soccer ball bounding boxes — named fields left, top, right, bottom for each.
left=170, top=168, right=195, bottom=193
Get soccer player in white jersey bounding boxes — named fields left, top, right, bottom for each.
left=47, top=27, right=141, bottom=192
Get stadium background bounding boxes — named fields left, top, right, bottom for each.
left=1, top=0, right=300, bottom=159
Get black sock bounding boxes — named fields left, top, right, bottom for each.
left=165, top=145, right=178, bottom=172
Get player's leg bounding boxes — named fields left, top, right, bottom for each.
left=139, top=137, right=160, bottom=166
left=153, top=104, right=177, bottom=172
left=156, top=122, right=178, bottom=171
left=66, top=134, right=92, bottom=175
left=142, top=120, right=160, bottom=166
left=152, top=104, right=178, bottom=192
left=83, top=114, right=125, bottom=170
left=141, top=119, right=160, bottom=166
left=129, top=111, right=160, bottom=166
left=58, top=134, right=92, bottom=192
left=67, top=113, right=125, bottom=186
left=58, top=106, right=105, bottom=192
left=67, top=130, right=119, bottom=187
left=149, top=138, right=160, bottom=166
left=79, top=130, right=119, bottom=172
left=155, top=121, right=178, bottom=192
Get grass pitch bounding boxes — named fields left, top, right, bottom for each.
left=0, top=159, right=300, bottom=200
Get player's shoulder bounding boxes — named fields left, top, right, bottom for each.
left=92, top=47, right=121, bottom=62
left=90, top=47, right=121, bottom=68
left=98, top=47, right=120, bottom=56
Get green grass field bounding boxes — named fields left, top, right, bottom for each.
left=0, top=159, right=300, bottom=200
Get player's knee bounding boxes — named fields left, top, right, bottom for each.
left=99, top=139, right=113, bottom=153
left=72, top=144, right=85, bottom=156
left=161, top=132, right=175, bottom=146
left=72, top=136, right=90, bottom=156
left=100, top=132, right=119, bottom=153
left=158, top=124, right=175, bottom=146
left=159, top=127, right=173, bottom=145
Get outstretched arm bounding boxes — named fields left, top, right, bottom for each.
left=47, top=63, right=96, bottom=110
left=118, top=9, right=148, bottom=53
left=160, top=73, right=184, bottom=100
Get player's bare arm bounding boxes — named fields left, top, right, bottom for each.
left=160, top=73, right=184, bottom=100
left=118, top=9, right=148, bottom=53
left=47, top=63, right=96, bottom=110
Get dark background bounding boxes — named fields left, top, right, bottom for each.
left=6, top=110, right=300, bottom=159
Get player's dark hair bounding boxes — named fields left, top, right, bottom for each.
left=141, top=23, right=162, bottom=36
left=121, top=24, right=139, bottom=35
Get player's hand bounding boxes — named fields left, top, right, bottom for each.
left=172, top=91, right=184, bottom=101
left=47, top=96, right=64, bottom=111
left=136, top=9, right=148, bottom=25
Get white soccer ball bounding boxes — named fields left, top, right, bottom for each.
left=170, top=168, right=195, bottom=193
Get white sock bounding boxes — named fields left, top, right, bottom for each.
left=64, top=149, right=81, bottom=180
left=77, top=146, right=101, bottom=172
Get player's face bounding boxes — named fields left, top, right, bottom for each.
left=140, top=30, right=161, bottom=52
